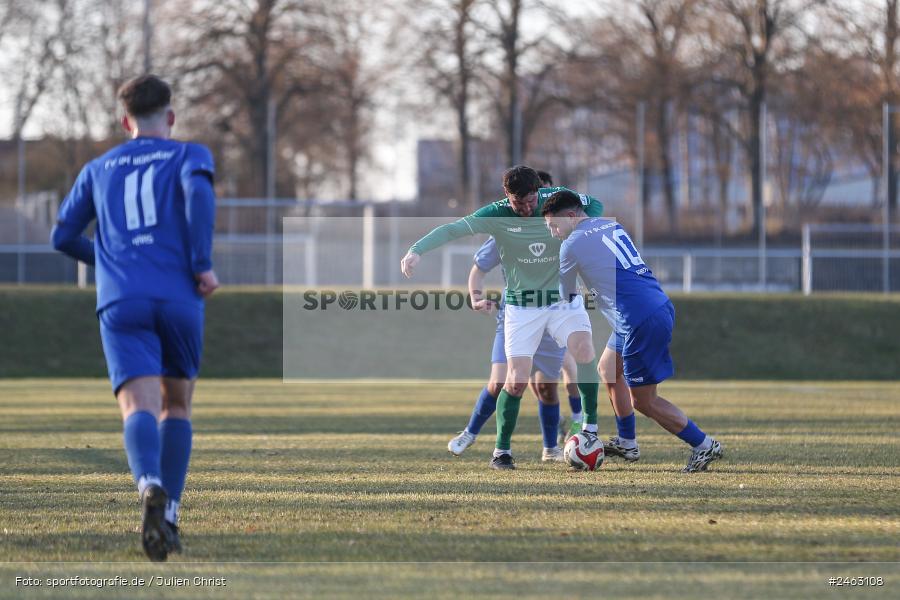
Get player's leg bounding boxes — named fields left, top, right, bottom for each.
left=532, top=339, right=566, bottom=461
left=531, top=370, right=564, bottom=461
left=449, top=360, right=506, bottom=456
left=157, top=300, right=204, bottom=547
left=99, top=298, right=172, bottom=561
left=492, top=305, right=547, bottom=469
left=558, top=350, right=583, bottom=444
left=547, top=297, right=599, bottom=434
left=599, top=340, right=640, bottom=462
left=159, top=377, right=194, bottom=551
left=623, top=302, right=722, bottom=472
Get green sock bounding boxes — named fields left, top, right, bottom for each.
left=577, top=359, right=600, bottom=425
left=495, top=390, right=522, bottom=451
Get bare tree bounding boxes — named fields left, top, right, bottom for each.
left=480, top=0, right=562, bottom=167
left=417, top=0, right=484, bottom=210
left=169, top=0, right=328, bottom=197
left=705, top=0, right=824, bottom=233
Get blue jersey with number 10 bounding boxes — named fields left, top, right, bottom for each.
left=52, top=137, right=215, bottom=312
left=559, top=218, right=669, bottom=338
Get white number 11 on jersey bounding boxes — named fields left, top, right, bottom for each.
left=123, top=165, right=157, bottom=231
left=602, top=229, right=645, bottom=269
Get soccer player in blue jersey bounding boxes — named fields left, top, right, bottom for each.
left=51, top=75, right=218, bottom=559
left=542, top=190, right=723, bottom=472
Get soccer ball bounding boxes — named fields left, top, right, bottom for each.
left=564, top=432, right=605, bottom=471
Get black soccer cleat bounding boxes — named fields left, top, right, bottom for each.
left=490, top=453, right=516, bottom=470
left=165, top=522, right=183, bottom=554
left=682, top=438, right=724, bottom=473
left=141, top=484, right=172, bottom=562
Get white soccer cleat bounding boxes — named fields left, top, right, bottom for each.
left=541, top=446, right=566, bottom=462
left=603, top=436, right=641, bottom=462
left=448, top=430, right=477, bottom=456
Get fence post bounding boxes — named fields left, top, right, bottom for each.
left=362, top=203, right=375, bottom=288
left=683, top=253, right=693, bottom=293
left=441, top=248, right=452, bottom=289
left=305, top=237, right=317, bottom=286
left=801, top=223, right=812, bottom=296
left=77, top=262, right=87, bottom=289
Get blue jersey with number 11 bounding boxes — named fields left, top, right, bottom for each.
left=52, top=137, right=215, bottom=311
left=559, top=218, right=669, bottom=337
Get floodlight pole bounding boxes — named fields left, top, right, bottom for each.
left=636, top=102, right=645, bottom=249
left=15, top=95, right=25, bottom=285
left=882, top=102, right=891, bottom=295
left=143, top=0, right=153, bottom=72
left=759, top=102, right=767, bottom=291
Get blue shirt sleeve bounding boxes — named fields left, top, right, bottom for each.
left=473, top=237, right=501, bottom=271
left=181, top=144, right=216, bottom=274
left=51, top=163, right=96, bottom=265
left=559, top=238, right=579, bottom=302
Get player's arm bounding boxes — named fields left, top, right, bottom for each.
left=181, top=144, right=219, bottom=297
left=559, top=239, right=580, bottom=303
left=400, top=205, right=500, bottom=278
left=50, top=164, right=97, bottom=265
left=469, top=237, right=500, bottom=313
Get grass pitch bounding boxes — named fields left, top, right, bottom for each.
left=1, top=379, right=898, bottom=598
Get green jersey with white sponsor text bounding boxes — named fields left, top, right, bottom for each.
left=409, top=187, right=604, bottom=306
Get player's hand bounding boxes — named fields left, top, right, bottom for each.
left=195, top=269, right=220, bottom=298
left=400, top=251, right=420, bottom=278
left=472, top=298, right=498, bottom=315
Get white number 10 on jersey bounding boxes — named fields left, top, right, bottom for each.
left=602, top=229, right=645, bottom=269
left=123, top=165, right=157, bottom=231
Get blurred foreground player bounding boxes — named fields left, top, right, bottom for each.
left=51, top=75, right=218, bottom=559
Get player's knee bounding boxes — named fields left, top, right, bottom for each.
left=535, top=383, right=558, bottom=405
left=503, top=380, right=528, bottom=396
left=569, top=341, right=595, bottom=364
left=487, top=381, right=504, bottom=398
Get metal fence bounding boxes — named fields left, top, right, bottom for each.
left=0, top=198, right=896, bottom=294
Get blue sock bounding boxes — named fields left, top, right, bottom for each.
left=616, top=412, right=636, bottom=440
left=676, top=420, right=707, bottom=447
left=123, top=411, right=161, bottom=492
left=538, top=402, right=560, bottom=448
left=159, top=418, right=192, bottom=504
left=568, top=395, right=582, bottom=415
left=465, top=388, right=497, bottom=435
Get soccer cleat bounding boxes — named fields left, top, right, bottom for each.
left=682, top=438, right=724, bottom=473
left=489, top=453, right=516, bottom=470
left=541, top=446, right=565, bottom=462
left=448, top=430, right=477, bottom=456
left=141, top=484, right=173, bottom=562
left=557, top=416, right=571, bottom=446
left=165, top=522, right=183, bottom=554
left=603, top=436, right=641, bottom=462
left=563, top=419, right=582, bottom=442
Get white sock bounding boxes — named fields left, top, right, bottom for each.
left=570, top=411, right=583, bottom=424
left=165, top=499, right=180, bottom=525
left=693, top=436, right=712, bottom=451
left=582, top=423, right=599, bottom=434
left=464, top=429, right=476, bottom=437
left=136, top=475, right=162, bottom=497
left=618, top=437, right=637, bottom=449
left=493, top=448, right=511, bottom=458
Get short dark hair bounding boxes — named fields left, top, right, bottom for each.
left=540, top=190, right=585, bottom=216
left=117, top=74, right=171, bottom=118
left=502, top=165, right=542, bottom=198
left=536, top=170, right=553, bottom=186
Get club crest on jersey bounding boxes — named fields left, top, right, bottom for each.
left=529, top=242, right=546, bottom=257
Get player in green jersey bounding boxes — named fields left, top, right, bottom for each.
left=401, top=165, right=604, bottom=469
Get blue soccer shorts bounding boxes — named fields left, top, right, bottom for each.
left=491, top=318, right=565, bottom=379
left=99, top=298, right=204, bottom=394
left=622, top=301, right=675, bottom=387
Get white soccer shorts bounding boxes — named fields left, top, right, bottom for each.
left=504, top=295, right=592, bottom=358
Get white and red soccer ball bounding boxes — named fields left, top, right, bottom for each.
left=564, top=432, right=605, bottom=471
